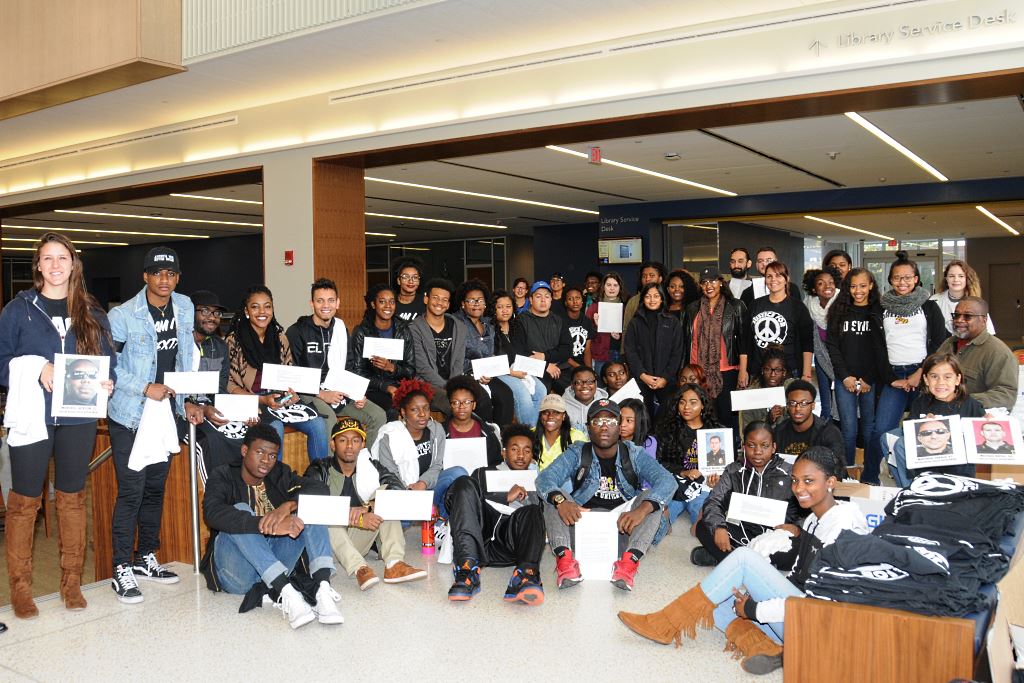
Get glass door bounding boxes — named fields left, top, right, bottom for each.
left=863, top=250, right=941, bottom=294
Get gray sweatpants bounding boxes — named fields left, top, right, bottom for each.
left=544, top=492, right=662, bottom=557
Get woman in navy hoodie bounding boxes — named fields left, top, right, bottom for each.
left=0, top=233, right=116, bottom=619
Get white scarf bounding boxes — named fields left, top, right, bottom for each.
left=805, top=292, right=837, bottom=330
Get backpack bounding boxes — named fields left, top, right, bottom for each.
left=571, top=442, right=640, bottom=496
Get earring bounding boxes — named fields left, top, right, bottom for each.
left=828, top=488, right=834, bottom=493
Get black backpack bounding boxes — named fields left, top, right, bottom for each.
left=571, top=442, right=640, bottom=496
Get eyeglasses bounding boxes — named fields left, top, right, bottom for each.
left=464, top=298, right=485, bottom=305
left=450, top=399, right=476, bottom=408
left=399, top=274, right=420, bottom=282
left=891, top=275, right=916, bottom=283
left=68, top=371, right=98, bottom=380
left=590, top=417, right=619, bottom=427
left=574, top=379, right=597, bottom=386
left=786, top=400, right=813, bottom=408
left=764, top=367, right=787, bottom=375
left=919, top=428, right=949, bottom=437
left=951, top=312, right=985, bottom=320
left=196, top=307, right=222, bottom=318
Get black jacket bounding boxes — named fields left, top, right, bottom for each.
left=304, top=456, right=406, bottom=504
left=285, top=315, right=342, bottom=382
left=346, top=318, right=415, bottom=394
left=624, top=309, right=684, bottom=380
left=200, top=461, right=328, bottom=591
left=680, top=297, right=747, bottom=367
left=494, top=319, right=529, bottom=362
left=517, top=311, right=572, bottom=363
left=701, top=455, right=799, bottom=544
left=773, top=417, right=845, bottom=461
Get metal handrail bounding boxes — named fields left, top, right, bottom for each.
left=87, top=446, right=113, bottom=472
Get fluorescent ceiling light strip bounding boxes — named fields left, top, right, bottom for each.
left=844, top=112, right=948, bottom=182
left=170, top=193, right=263, bottom=205
left=4, top=247, right=81, bottom=252
left=55, top=209, right=263, bottom=227
left=365, top=177, right=598, bottom=215
left=365, top=231, right=398, bottom=237
left=976, top=205, right=1020, bottom=236
left=546, top=145, right=737, bottom=197
left=3, top=224, right=210, bottom=239
left=365, top=212, right=506, bottom=229
left=3, top=237, right=129, bottom=246
left=803, top=215, right=893, bottom=241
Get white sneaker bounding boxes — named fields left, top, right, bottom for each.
left=276, top=584, right=315, bottom=629
left=312, top=581, right=344, bottom=625
left=435, top=520, right=453, bottom=565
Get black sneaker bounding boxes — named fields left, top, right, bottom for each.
left=447, top=561, right=481, bottom=602
left=132, top=552, right=181, bottom=584
left=690, top=546, right=719, bottom=567
left=111, top=563, right=144, bottom=604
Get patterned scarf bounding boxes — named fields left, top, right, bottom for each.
left=696, top=296, right=726, bottom=398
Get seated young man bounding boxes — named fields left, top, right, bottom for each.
left=200, top=424, right=343, bottom=629
left=445, top=424, right=546, bottom=605
left=535, top=399, right=676, bottom=592
left=772, top=380, right=844, bottom=460
left=562, top=365, right=608, bottom=433
left=601, top=360, right=630, bottom=394
left=305, top=417, right=426, bottom=591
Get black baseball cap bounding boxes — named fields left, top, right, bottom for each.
left=587, top=398, right=621, bottom=421
left=190, top=290, right=225, bottom=311
left=143, top=247, right=181, bottom=274
left=699, top=266, right=721, bottom=283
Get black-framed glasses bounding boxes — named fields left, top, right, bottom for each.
left=919, top=428, right=949, bottom=437
left=786, top=400, right=813, bottom=408
left=196, top=307, right=222, bottom=318
left=450, top=399, right=476, bottom=408
left=891, top=275, right=916, bottom=283
left=951, top=312, right=985, bottom=320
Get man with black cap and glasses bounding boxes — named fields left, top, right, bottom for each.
left=107, top=247, right=202, bottom=604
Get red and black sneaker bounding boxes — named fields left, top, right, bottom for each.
left=611, top=551, right=639, bottom=591
left=447, top=560, right=481, bottom=602
left=555, top=550, right=583, bottom=589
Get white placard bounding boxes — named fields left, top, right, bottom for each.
left=697, top=428, right=734, bottom=475
left=730, top=386, right=787, bottom=412
left=573, top=510, right=621, bottom=580
left=903, top=415, right=967, bottom=469
left=51, top=353, right=110, bottom=418
left=323, top=368, right=370, bottom=400
left=512, top=355, right=547, bottom=378
left=471, top=355, right=511, bottom=380
left=163, top=370, right=219, bottom=395
left=963, top=417, right=1024, bottom=465
left=362, top=337, right=405, bottom=361
left=597, top=302, right=624, bottom=333
left=752, top=277, right=768, bottom=299
left=608, top=378, right=643, bottom=404
left=485, top=470, right=537, bottom=492
left=778, top=453, right=798, bottom=465
left=726, top=492, right=787, bottom=527
left=373, top=489, right=434, bottom=520
left=214, top=394, right=259, bottom=421
left=443, top=437, right=488, bottom=472
left=297, top=494, right=350, bottom=526
left=260, top=363, right=321, bottom=394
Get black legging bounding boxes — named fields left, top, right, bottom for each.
left=638, top=379, right=677, bottom=421
left=712, top=369, right=739, bottom=429
left=9, top=422, right=96, bottom=497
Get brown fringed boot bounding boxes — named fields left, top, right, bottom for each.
left=55, top=489, right=89, bottom=610
left=617, top=584, right=715, bottom=646
left=724, top=619, right=784, bottom=675
left=5, top=491, right=42, bottom=619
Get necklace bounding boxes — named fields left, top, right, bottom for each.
left=154, top=301, right=171, bottom=318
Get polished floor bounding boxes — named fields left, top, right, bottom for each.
left=0, top=528, right=781, bottom=682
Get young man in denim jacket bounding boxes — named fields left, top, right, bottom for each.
left=107, top=247, right=201, bottom=603
left=536, top=398, right=676, bottom=592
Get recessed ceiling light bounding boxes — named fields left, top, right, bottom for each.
left=170, top=193, right=263, bottom=205
left=55, top=209, right=262, bottom=227
left=546, top=145, right=737, bottom=197
left=844, top=112, right=948, bottom=182
left=976, top=206, right=1020, bottom=236
left=364, top=177, right=598, bottom=215
left=804, top=215, right=894, bottom=240
left=2, top=224, right=210, bottom=239
left=365, top=212, right=506, bottom=229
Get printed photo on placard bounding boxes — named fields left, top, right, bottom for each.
left=51, top=353, right=110, bottom=419
left=964, top=418, right=1024, bottom=465
left=697, top=428, right=734, bottom=474
left=903, top=415, right=967, bottom=469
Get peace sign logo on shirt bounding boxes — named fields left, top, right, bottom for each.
left=751, top=311, right=788, bottom=349
left=910, top=473, right=978, bottom=497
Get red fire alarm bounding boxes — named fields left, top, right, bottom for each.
left=588, top=146, right=602, bottom=165
left=284, top=250, right=294, bottom=266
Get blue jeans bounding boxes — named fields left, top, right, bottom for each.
left=700, top=546, right=803, bottom=644
left=872, top=364, right=921, bottom=483
left=496, top=375, right=545, bottom=426
left=213, top=503, right=336, bottom=594
left=815, top=364, right=833, bottom=422
left=266, top=416, right=330, bottom=463
left=434, top=466, right=468, bottom=520
left=833, top=383, right=877, bottom=468
left=667, top=490, right=710, bottom=526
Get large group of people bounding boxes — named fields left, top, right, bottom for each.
left=1, top=234, right=1020, bottom=675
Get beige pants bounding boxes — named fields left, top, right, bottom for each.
left=328, top=520, right=406, bottom=575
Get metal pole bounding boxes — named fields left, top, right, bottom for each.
left=188, top=421, right=200, bottom=574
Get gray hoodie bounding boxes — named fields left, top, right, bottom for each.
left=561, top=386, right=608, bottom=433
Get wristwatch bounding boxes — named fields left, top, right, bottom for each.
left=549, top=492, right=567, bottom=506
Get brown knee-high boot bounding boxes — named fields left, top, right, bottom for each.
left=5, top=491, right=41, bottom=619
left=618, top=584, right=715, bottom=646
left=724, top=619, right=784, bottom=675
left=55, top=489, right=88, bottom=610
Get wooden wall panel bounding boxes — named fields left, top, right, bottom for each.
left=313, top=160, right=366, bottom=325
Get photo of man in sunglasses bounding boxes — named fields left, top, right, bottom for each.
left=63, top=357, right=101, bottom=407
left=915, top=419, right=954, bottom=457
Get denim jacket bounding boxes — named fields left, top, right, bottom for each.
left=108, top=288, right=195, bottom=429
left=536, top=438, right=677, bottom=508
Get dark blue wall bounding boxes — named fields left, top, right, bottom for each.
left=531, top=222, right=599, bottom=286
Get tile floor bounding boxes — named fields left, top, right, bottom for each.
left=0, top=528, right=781, bottom=682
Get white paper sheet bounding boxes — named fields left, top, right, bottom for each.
left=362, top=337, right=405, bottom=361
left=471, top=355, right=511, bottom=380
left=608, top=378, right=643, bottom=404
left=512, top=355, right=547, bottom=378
left=597, top=302, right=624, bottom=333
left=573, top=511, right=620, bottom=580
left=443, top=437, right=488, bottom=472
left=322, top=368, right=370, bottom=400
left=777, top=453, right=797, bottom=465
left=163, top=371, right=219, bottom=395
left=373, top=489, right=434, bottom=520
left=260, top=364, right=321, bottom=394
left=730, top=386, right=787, bottom=412
left=214, top=394, right=259, bottom=421
left=485, top=470, right=537, bottom=492
left=297, top=494, right=351, bottom=526
left=726, top=492, right=787, bottom=527
left=752, top=277, right=768, bottom=299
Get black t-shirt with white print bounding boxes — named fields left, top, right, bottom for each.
left=566, top=314, right=595, bottom=364
left=149, top=303, right=177, bottom=383
left=585, top=456, right=626, bottom=510
left=37, top=293, right=71, bottom=338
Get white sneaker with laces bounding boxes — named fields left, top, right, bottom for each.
left=276, top=584, right=315, bottom=629
left=435, top=519, right=453, bottom=565
left=312, top=581, right=344, bottom=625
